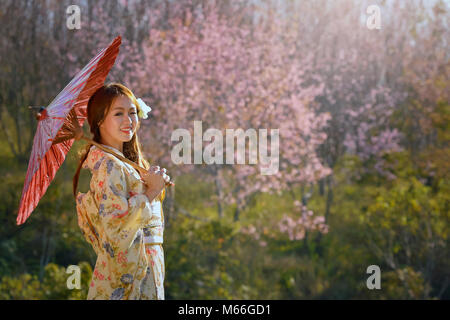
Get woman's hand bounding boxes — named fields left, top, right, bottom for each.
left=140, top=166, right=172, bottom=202
left=149, top=166, right=173, bottom=186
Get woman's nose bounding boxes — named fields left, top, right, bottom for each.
left=124, top=114, right=133, bottom=124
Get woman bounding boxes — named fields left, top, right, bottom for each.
left=73, top=83, right=170, bottom=300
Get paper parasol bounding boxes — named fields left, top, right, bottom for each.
left=16, top=36, right=123, bottom=225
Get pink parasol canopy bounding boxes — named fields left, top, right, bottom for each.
left=16, top=36, right=122, bottom=225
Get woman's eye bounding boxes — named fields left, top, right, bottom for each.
left=115, top=112, right=137, bottom=116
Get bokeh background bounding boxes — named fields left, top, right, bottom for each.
left=0, top=0, right=448, bottom=299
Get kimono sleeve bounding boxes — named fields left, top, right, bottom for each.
left=93, top=156, right=153, bottom=251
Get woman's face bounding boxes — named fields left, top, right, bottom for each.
left=99, top=95, right=138, bottom=152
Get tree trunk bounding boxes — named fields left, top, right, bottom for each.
left=324, top=174, right=334, bottom=223
left=165, top=184, right=176, bottom=228
left=233, top=184, right=242, bottom=222
left=214, top=167, right=224, bottom=219
left=319, top=178, right=325, bottom=196
left=39, top=225, right=49, bottom=281
left=0, top=110, right=19, bottom=159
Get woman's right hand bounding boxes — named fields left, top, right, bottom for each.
left=141, top=169, right=166, bottom=202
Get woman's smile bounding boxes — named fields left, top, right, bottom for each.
left=120, top=127, right=133, bottom=135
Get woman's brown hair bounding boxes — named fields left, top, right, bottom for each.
left=72, top=83, right=150, bottom=198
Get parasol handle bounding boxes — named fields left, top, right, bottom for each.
left=80, top=136, right=175, bottom=188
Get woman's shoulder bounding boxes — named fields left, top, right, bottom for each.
left=83, top=145, right=124, bottom=173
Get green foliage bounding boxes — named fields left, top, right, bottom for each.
left=0, top=273, right=42, bottom=300
left=1, top=146, right=448, bottom=299
left=0, top=262, right=92, bottom=300
left=1, top=141, right=448, bottom=300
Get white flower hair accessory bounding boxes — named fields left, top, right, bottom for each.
left=136, top=98, right=152, bottom=119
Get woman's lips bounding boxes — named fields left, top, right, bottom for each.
left=120, top=128, right=132, bottom=134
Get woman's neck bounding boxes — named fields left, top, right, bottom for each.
left=99, top=138, right=123, bottom=154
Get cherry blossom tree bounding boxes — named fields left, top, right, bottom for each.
left=133, top=2, right=331, bottom=233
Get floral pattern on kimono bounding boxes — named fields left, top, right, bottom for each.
left=76, top=144, right=165, bottom=300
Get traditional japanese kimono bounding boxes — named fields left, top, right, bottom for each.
left=75, top=144, right=165, bottom=300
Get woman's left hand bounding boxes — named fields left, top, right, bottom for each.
left=146, top=166, right=174, bottom=186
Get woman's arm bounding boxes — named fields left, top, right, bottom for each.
left=92, top=157, right=154, bottom=251
left=145, top=187, right=164, bottom=203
